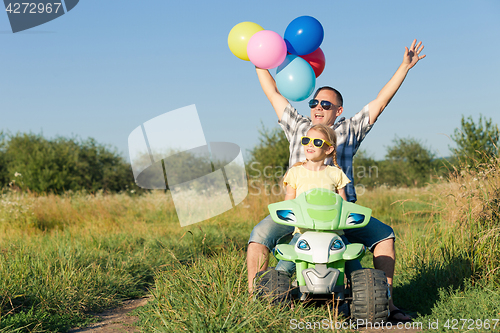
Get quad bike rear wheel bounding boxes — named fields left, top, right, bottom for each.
left=350, top=269, right=389, bottom=323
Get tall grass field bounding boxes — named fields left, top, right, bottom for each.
left=1, top=158, right=499, bottom=332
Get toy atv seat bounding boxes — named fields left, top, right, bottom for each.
left=269, top=188, right=372, bottom=231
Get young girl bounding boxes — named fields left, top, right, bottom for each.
left=275, top=124, right=351, bottom=273
left=283, top=123, right=350, bottom=207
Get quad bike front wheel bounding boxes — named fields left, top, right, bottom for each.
left=253, top=267, right=291, bottom=305
left=350, top=268, right=389, bottom=323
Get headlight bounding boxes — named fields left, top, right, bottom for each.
left=297, top=239, right=310, bottom=250
left=330, top=239, right=344, bottom=251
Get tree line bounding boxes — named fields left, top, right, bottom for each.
left=0, top=132, right=138, bottom=194
left=1, top=114, right=497, bottom=194
left=248, top=114, right=499, bottom=188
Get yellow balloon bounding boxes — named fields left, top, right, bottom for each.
left=228, top=21, right=264, bottom=61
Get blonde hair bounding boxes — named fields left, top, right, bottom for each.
left=309, top=124, right=339, bottom=167
left=291, top=124, right=339, bottom=168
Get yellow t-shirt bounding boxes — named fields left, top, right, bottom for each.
left=283, top=165, right=350, bottom=234
left=283, top=165, right=350, bottom=195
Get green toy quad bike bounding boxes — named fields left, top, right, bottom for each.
left=254, top=188, right=389, bottom=323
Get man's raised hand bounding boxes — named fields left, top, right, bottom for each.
left=404, top=39, right=426, bottom=70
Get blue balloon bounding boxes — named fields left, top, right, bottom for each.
left=284, top=16, right=324, bottom=56
left=275, top=55, right=316, bottom=102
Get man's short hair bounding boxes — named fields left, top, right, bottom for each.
left=313, top=86, right=343, bottom=106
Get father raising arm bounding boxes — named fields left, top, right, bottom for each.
left=247, top=39, right=425, bottom=322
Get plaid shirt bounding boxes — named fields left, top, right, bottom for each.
left=279, top=103, right=373, bottom=203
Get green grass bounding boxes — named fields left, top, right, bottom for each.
left=416, top=279, right=500, bottom=332
left=0, top=230, right=168, bottom=331
left=0, top=191, right=257, bottom=332
left=1, top=162, right=500, bottom=332
left=136, top=250, right=350, bottom=333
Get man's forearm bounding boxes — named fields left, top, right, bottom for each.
left=368, top=62, right=411, bottom=124
left=256, top=68, right=278, bottom=100
left=376, top=62, right=410, bottom=110
left=255, top=67, right=289, bottom=121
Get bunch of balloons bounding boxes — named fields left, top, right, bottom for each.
left=228, top=16, right=326, bottom=102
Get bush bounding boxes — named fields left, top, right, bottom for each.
left=352, top=150, right=381, bottom=188
left=0, top=132, right=137, bottom=194
left=450, top=114, right=499, bottom=167
left=247, top=124, right=289, bottom=181
left=384, top=136, right=436, bottom=187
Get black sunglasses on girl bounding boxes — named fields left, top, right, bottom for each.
left=301, top=136, right=332, bottom=148
left=308, top=99, right=340, bottom=110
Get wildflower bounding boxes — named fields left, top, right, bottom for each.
left=130, top=190, right=135, bottom=193
left=14, top=172, right=22, bottom=177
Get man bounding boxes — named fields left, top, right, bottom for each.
left=247, top=39, right=426, bottom=322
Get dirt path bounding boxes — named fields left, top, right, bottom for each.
left=68, top=296, right=152, bottom=333
left=68, top=297, right=421, bottom=332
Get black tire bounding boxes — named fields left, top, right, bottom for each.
left=350, top=269, right=389, bottom=324
left=253, top=267, right=291, bottom=305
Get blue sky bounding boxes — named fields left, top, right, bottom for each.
left=2, top=0, right=499, bottom=162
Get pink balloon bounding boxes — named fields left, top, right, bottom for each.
left=247, top=30, right=287, bottom=69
